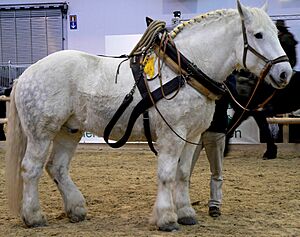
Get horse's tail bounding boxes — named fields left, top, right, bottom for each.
left=5, top=80, right=27, bottom=215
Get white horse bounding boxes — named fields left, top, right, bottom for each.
left=5, top=0, right=292, bottom=231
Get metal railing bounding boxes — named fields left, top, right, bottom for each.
left=0, top=62, right=30, bottom=93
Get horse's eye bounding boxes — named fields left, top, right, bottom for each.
left=254, top=32, right=263, bottom=39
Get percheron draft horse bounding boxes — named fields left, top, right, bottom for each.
left=5, top=1, right=292, bottom=231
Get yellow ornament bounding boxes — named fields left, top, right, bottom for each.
left=143, top=55, right=156, bottom=78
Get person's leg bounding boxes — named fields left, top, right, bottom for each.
left=202, top=131, right=225, bottom=217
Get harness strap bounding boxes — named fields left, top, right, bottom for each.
left=154, top=38, right=226, bottom=99
left=130, top=55, right=158, bottom=155
left=154, top=45, right=222, bottom=100
left=143, top=111, right=157, bottom=155
left=103, top=75, right=185, bottom=150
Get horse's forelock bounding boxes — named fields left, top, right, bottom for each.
left=248, top=7, right=277, bottom=34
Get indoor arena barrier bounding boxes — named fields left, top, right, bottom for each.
left=0, top=95, right=300, bottom=143
left=267, top=117, right=300, bottom=124
left=267, top=115, right=300, bottom=143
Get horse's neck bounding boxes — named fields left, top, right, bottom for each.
left=173, top=12, right=240, bottom=82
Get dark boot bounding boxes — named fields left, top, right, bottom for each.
left=263, top=144, right=277, bottom=159
left=209, top=206, right=221, bottom=217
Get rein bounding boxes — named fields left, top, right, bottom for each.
left=225, top=78, right=277, bottom=135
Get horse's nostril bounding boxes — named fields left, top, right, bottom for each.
left=280, top=71, right=287, bottom=80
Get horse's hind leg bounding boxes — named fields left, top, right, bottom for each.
left=45, top=129, right=86, bottom=223
left=21, top=138, right=51, bottom=227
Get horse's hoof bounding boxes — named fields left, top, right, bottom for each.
left=158, top=222, right=180, bottom=232
left=68, top=212, right=86, bottom=223
left=178, top=216, right=198, bottom=225
left=69, top=215, right=86, bottom=223
left=67, top=206, right=87, bottom=223
left=22, top=214, right=48, bottom=228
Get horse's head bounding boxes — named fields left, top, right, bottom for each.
left=236, top=0, right=293, bottom=89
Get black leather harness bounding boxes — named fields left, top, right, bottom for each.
left=103, top=72, right=185, bottom=155
left=153, top=38, right=226, bottom=99
left=104, top=5, right=291, bottom=155
left=103, top=34, right=226, bottom=155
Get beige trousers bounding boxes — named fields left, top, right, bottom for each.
left=191, top=131, right=225, bottom=208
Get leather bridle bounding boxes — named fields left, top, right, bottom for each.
left=225, top=9, right=291, bottom=136
left=240, top=10, right=289, bottom=81
left=238, top=6, right=291, bottom=109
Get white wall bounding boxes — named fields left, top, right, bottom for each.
left=1, top=0, right=300, bottom=57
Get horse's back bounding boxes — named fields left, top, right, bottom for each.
left=19, top=50, right=102, bottom=85
left=14, top=50, right=109, bottom=137
left=13, top=50, right=137, bottom=139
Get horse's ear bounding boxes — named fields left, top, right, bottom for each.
left=146, top=17, right=153, bottom=27
left=237, top=0, right=252, bottom=24
left=261, top=0, right=268, bottom=12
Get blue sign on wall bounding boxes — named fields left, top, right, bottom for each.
left=70, top=15, right=77, bottom=30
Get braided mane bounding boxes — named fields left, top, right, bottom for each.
left=170, top=6, right=276, bottom=39
left=170, top=9, right=237, bottom=39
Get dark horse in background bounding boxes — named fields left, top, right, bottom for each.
left=225, top=70, right=300, bottom=159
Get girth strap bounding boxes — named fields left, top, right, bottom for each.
left=103, top=75, right=185, bottom=151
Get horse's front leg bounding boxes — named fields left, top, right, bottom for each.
left=150, top=134, right=186, bottom=231
left=175, top=137, right=200, bottom=225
